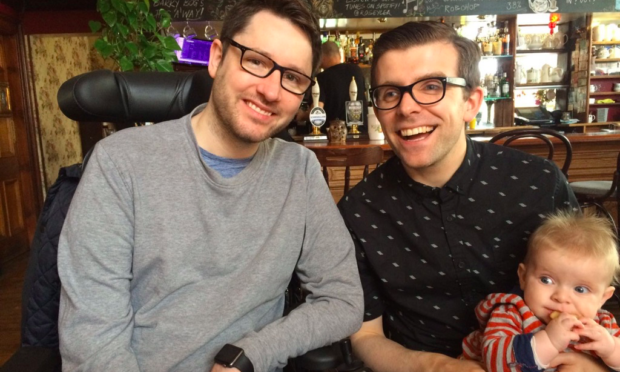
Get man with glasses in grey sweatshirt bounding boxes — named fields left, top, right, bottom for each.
left=58, top=1, right=363, bottom=371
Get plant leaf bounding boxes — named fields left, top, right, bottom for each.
left=119, top=56, right=135, bottom=71
left=146, top=13, right=157, bottom=32
left=97, top=0, right=111, bottom=13
left=155, top=60, right=174, bottom=72
left=162, top=49, right=178, bottom=59
left=162, top=36, right=181, bottom=51
left=116, top=23, right=129, bottom=37
left=144, top=0, right=151, bottom=11
left=137, top=1, right=148, bottom=14
left=94, top=39, right=114, bottom=58
left=102, top=10, right=117, bottom=27
left=127, top=13, right=138, bottom=30
left=159, top=10, right=171, bottom=28
left=111, top=0, right=126, bottom=15
left=89, top=20, right=102, bottom=33
left=143, top=45, right=156, bottom=59
left=125, top=42, right=139, bottom=55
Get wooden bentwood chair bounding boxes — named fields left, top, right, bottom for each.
left=489, top=128, right=573, bottom=179
left=309, top=146, right=384, bottom=193
left=569, top=151, right=620, bottom=236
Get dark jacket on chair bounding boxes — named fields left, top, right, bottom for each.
left=0, top=164, right=82, bottom=372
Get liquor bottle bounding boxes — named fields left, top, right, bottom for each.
left=502, top=21, right=510, bottom=55
left=343, top=32, right=350, bottom=62
left=358, top=36, right=365, bottom=63
left=349, top=36, right=358, bottom=64
left=500, top=73, right=510, bottom=97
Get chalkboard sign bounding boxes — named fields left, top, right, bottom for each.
left=333, top=0, right=617, bottom=18
left=154, top=0, right=618, bottom=22
left=152, top=0, right=242, bottom=22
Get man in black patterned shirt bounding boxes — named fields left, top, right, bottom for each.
left=337, top=22, right=601, bottom=372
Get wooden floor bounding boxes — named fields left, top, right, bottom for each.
left=0, top=253, right=28, bottom=366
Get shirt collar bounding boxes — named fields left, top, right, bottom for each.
left=396, top=136, right=481, bottom=198
left=444, top=136, right=480, bottom=196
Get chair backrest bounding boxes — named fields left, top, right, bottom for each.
left=489, top=128, right=573, bottom=179
left=309, top=146, right=383, bottom=193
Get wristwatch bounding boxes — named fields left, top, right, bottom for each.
left=214, top=344, right=254, bottom=372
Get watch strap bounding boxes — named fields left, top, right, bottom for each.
left=215, top=344, right=254, bottom=372
left=231, top=351, right=253, bottom=372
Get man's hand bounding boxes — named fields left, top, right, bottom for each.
left=210, top=364, right=241, bottom=372
left=544, top=313, right=583, bottom=352
left=549, top=352, right=609, bottom=372
left=428, top=354, right=485, bottom=372
left=351, top=316, right=484, bottom=372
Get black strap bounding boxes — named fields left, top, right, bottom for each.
left=234, top=352, right=254, bottom=372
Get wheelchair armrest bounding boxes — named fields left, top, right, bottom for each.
left=0, top=347, right=61, bottom=372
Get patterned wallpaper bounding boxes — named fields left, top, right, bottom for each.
left=28, top=34, right=107, bottom=189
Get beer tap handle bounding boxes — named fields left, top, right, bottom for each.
left=312, top=78, right=320, bottom=108
left=349, top=76, right=357, bottom=102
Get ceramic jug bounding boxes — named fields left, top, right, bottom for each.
left=517, top=30, right=527, bottom=50
left=606, top=24, right=618, bottom=41
left=525, top=34, right=544, bottom=50
left=543, top=35, right=555, bottom=49
left=552, top=33, right=568, bottom=48
left=550, top=67, right=564, bottom=82
left=596, top=46, right=610, bottom=59
left=326, top=119, right=347, bottom=143
left=526, top=68, right=540, bottom=84
left=367, top=111, right=384, bottom=141
left=593, top=24, right=606, bottom=42
left=541, top=64, right=551, bottom=82
left=515, top=63, right=527, bottom=84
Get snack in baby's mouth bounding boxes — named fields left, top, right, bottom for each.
left=549, top=311, right=582, bottom=319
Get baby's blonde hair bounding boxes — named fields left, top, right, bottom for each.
left=525, top=210, right=620, bottom=285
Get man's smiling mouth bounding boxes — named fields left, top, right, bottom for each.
left=399, top=126, right=435, bottom=140
left=246, top=101, right=273, bottom=116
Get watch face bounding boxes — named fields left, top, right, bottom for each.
left=215, top=344, right=243, bottom=366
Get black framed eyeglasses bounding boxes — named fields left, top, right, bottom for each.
left=224, top=38, right=314, bottom=95
left=369, top=77, right=468, bottom=110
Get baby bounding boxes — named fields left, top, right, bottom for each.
left=462, top=210, right=620, bottom=371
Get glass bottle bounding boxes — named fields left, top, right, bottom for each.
left=500, top=73, right=510, bottom=97
left=358, top=36, right=365, bottom=63
left=502, top=21, right=510, bottom=55
left=349, top=36, right=358, bottom=64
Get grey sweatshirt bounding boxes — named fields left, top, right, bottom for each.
left=57, top=108, right=363, bottom=372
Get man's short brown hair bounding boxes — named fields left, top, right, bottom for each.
left=370, top=21, right=480, bottom=96
left=220, top=0, right=322, bottom=75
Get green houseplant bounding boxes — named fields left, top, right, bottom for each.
left=89, top=0, right=181, bottom=72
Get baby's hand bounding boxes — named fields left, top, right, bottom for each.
left=573, top=318, right=616, bottom=359
left=545, top=312, right=583, bottom=352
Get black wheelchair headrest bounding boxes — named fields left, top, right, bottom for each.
left=57, top=69, right=213, bottom=123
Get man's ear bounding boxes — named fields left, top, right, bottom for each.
left=601, top=286, right=616, bottom=308
left=517, top=263, right=527, bottom=291
left=463, top=86, right=484, bottom=123
left=208, top=39, right=224, bottom=79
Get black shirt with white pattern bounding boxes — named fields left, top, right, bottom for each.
left=338, top=137, right=579, bottom=357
